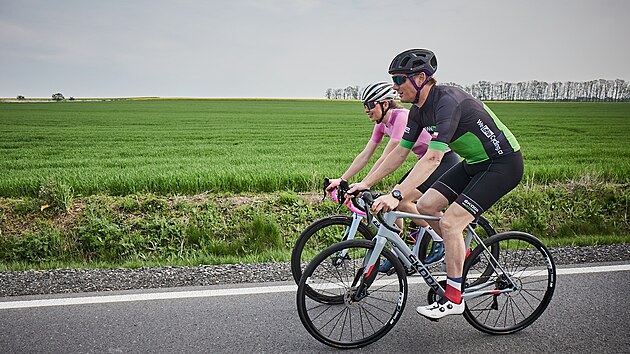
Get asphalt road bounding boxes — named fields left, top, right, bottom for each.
left=1, top=262, right=629, bottom=354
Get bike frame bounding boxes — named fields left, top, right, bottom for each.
left=332, top=189, right=425, bottom=259
left=358, top=209, right=518, bottom=301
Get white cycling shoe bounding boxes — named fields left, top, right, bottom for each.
left=417, top=298, right=465, bottom=320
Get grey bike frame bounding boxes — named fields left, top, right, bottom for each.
left=340, top=199, right=427, bottom=258
left=360, top=209, right=516, bottom=301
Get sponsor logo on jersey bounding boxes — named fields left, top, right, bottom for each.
left=476, top=119, right=504, bottom=155
left=431, top=131, right=439, bottom=139
left=423, top=125, right=437, bottom=133
left=404, top=127, right=411, bottom=134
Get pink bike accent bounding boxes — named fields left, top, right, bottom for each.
left=329, top=188, right=367, bottom=216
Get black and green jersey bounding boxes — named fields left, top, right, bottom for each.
left=401, top=85, right=520, bottom=164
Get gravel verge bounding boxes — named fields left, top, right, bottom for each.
left=1, top=244, right=629, bottom=297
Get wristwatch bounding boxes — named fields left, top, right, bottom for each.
left=391, top=190, right=403, bottom=201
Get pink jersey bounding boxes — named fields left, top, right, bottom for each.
left=370, top=108, right=432, bottom=159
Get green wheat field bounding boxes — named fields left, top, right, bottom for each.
left=1, top=99, right=629, bottom=197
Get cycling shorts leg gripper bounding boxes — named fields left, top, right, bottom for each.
left=454, top=193, right=484, bottom=219
left=454, top=151, right=524, bottom=219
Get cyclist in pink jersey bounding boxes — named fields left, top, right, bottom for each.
left=326, top=83, right=426, bottom=212
left=328, top=83, right=460, bottom=270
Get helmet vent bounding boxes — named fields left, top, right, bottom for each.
left=412, top=59, right=425, bottom=68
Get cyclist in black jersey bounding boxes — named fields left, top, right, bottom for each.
left=366, top=49, right=524, bottom=320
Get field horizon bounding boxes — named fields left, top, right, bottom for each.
left=1, top=99, right=629, bottom=198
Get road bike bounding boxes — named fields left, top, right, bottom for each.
left=290, top=179, right=497, bottom=286
left=296, top=191, right=556, bottom=349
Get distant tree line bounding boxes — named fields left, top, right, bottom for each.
left=326, top=79, right=630, bottom=102
left=325, top=86, right=361, bottom=100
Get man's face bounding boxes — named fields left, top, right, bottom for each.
left=392, top=73, right=422, bottom=103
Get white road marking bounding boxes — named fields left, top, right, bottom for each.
left=1, top=263, right=628, bottom=310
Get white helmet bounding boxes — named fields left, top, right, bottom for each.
left=360, top=82, right=397, bottom=103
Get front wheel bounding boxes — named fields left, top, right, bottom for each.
left=296, top=239, right=408, bottom=349
left=462, top=231, right=556, bottom=335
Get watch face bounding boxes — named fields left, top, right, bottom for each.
left=392, top=190, right=402, bottom=201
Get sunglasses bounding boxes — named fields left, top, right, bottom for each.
left=363, top=101, right=379, bottom=110
left=391, top=75, right=410, bottom=85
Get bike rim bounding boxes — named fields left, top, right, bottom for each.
left=463, top=233, right=556, bottom=334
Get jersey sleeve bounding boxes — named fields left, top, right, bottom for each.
left=388, top=109, right=408, bottom=141
left=400, top=106, right=422, bottom=149
left=370, top=123, right=385, bottom=144
left=428, top=95, right=462, bottom=152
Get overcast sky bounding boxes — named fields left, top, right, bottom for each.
left=1, top=0, right=628, bottom=98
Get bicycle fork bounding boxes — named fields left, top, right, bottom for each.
left=333, top=213, right=366, bottom=263
left=351, top=237, right=387, bottom=301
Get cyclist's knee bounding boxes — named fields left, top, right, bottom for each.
left=416, top=197, right=441, bottom=215
left=439, top=216, right=462, bottom=236
left=440, top=207, right=474, bottom=236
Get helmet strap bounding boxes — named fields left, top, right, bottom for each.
left=377, top=101, right=390, bottom=124
left=409, top=73, right=432, bottom=104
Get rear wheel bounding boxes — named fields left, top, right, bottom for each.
left=291, top=215, right=374, bottom=285
left=462, top=232, right=556, bottom=334
left=296, top=239, right=408, bottom=349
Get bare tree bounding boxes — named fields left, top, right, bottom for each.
left=327, top=80, right=630, bottom=101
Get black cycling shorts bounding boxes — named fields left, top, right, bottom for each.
left=432, top=151, right=524, bottom=219
left=398, top=151, right=461, bottom=193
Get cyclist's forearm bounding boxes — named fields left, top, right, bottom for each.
left=396, top=154, right=440, bottom=197
left=365, top=156, right=386, bottom=180
left=366, top=139, right=399, bottom=180
left=341, top=154, right=370, bottom=180
left=362, top=148, right=407, bottom=187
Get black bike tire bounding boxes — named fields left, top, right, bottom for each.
left=462, top=231, right=556, bottom=335
left=296, top=239, right=408, bottom=349
left=291, top=215, right=375, bottom=285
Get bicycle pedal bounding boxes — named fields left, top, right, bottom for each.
left=386, top=268, right=396, bottom=276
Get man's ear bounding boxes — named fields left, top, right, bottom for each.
left=416, top=72, right=426, bottom=84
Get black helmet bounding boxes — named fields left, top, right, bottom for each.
left=388, top=49, right=437, bottom=76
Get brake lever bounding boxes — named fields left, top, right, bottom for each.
left=322, top=178, right=331, bottom=201
left=360, top=191, right=375, bottom=224
left=338, top=179, right=351, bottom=202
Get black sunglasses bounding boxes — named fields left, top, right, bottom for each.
left=391, top=75, right=409, bottom=85
left=363, top=101, right=379, bottom=110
